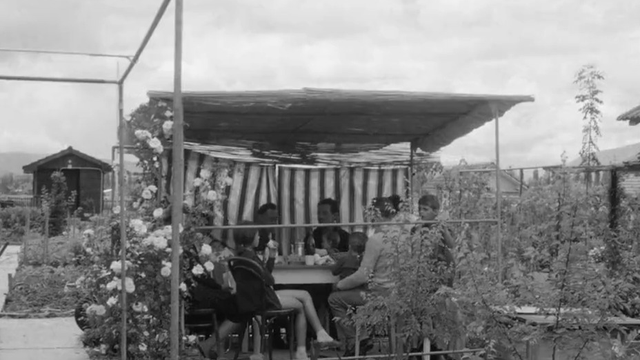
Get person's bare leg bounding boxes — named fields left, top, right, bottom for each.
left=278, top=294, right=309, bottom=359
left=276, top=289, right=335, bottom=343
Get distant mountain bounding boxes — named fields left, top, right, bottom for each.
left=0, top=152, right=45, bottom=176
left=0, top=152, right=140, bottom=176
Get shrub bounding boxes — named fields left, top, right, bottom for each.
left=40, top=171, right=76, bottom=237
left=0, top=206, right=44, bottom=242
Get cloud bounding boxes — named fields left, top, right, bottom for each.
left=1, top=0, right=640, bottom=170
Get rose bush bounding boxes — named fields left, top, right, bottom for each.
left=78, top=100, right=235, bottom=358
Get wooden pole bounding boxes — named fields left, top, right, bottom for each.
left=117, top=83, right=128, bottom=360
left=492, top=105, right=503, bottom=283
left=409, top=141, right=416, bottom=213
left=170, top=0, right=184, bottom=358
left=519, top=169, right=524, bottom=197
left=23, top=209, right=30, bottom=265
left=44, top=209, right=49, bottom=265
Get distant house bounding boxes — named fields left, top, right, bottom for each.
left=424, top=160, right=528, bottom=197
left=23, top=147, right=113, bottom=215
left=564, top=143, right=640, bottom=197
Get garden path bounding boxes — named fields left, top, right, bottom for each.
left=0, top=245, right=19, bottom=311
left=0, top=246, right=89, bottom=360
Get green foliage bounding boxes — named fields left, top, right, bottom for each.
left=40, top=171, right=76, bottom=237
left=574, top=64, right=605, bottom=167
left=354, top=166, right=640, bottom=359
left=78, top=158, right=230, bottom=359
left=0, top=206, right=43, bottom=242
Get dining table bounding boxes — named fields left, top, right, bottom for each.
left=272, top=263, right=339, bottom=285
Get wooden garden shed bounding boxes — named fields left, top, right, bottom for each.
left=23, top=146, right=112, bottom=214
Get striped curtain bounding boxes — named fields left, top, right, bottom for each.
left=278, top=166, right=409, bottom=247
left=164, top=150, right=277, bottom=243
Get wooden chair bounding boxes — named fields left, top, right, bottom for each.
left=182, top=305, right=223, bottom=357
left=228, top=256, right=296, bottom=360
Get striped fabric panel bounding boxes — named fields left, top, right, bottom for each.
left=164, top=150, right=277, bottom=244
left=277, top=166, right=409, bottom=246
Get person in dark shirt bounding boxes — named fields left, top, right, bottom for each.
left=332, top=232, right=368, bottom=281
left=255, top=202, right=279, bottom=252
left=313, top=198, right=350, bottom=252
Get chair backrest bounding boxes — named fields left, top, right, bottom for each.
left=227, top=256, right=267, bottom=315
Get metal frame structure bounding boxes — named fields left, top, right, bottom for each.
left=0, top=1, right=174, bottom=359
left=0, top=1, right=507, bottom=359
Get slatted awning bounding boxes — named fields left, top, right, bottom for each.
left=148, top=88, right=533, bottom=165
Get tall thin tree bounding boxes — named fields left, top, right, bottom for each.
left=574, top=64, right=605, bottom=167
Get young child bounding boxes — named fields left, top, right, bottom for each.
left=331, top=232, right=367, bottom=280
left=321, top=230, right=341, bottom=257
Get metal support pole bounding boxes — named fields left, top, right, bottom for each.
left=409, top=141, right=416, bottom=213
left=0, top=75, right=118, bottom=84
left=0, top=47, right=132, bottom=60
left=117, top=83, right=128, bottom=360
left=492, top=105, right=503, bottom=283
left=111, top=146, right=116, bottom=212
left=119, top=0, right=172, bottom=84
left=170, top=0, right=184, bottom=358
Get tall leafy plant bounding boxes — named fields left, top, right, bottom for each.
left=40, top=171, right=76, bottom=237
left=574, top=64, right=605, bottom=167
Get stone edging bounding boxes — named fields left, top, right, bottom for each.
left=0, top=310, right=74, bottom=318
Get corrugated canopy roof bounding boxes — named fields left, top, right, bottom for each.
left=148, top=88, right=533, bottom=163
left=617, top=104, right=640, bottom=126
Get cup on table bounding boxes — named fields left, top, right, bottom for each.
left=304, top=255, right=315, bottom=266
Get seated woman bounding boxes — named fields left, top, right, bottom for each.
left=234, top=222, right=338, bottom=360
left=328, top=195, right=404, bottom=357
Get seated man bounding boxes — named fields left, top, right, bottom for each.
left=313, top=198, right=350, bottom=253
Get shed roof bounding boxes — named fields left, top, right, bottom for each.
left=148, top=88, right=533, bottom=161
left=23, top=146, right=113, bottom=174
left=617, top=104, right=640, bottom=126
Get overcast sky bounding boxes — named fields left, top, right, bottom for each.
left=1, top=0, right=639, bottom=167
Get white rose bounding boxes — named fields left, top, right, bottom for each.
left=179, top=282, right=187, bottom=292
left=106, top=280, right=118, bottom=291
left=124, top=277, right=135, bottom=293
left=147, top=185, right=158, bottom=193
left=147, top=137, right=161, bottom=149
left=83, top=229, right=94, bottom=238
left=162, top=260, right=172, bottom=269
left=161, top=266, right=171, bottom=277
left=106, top=296, right=118, bottom=307
left=141, top=188, right=153, bottom=200
left=162, top=120, right=174, bottom=136
left=193, top=178, right=203, bottom=187
left=139, top=343, right=148, bottom=352
left=186, top=335, right=197, bottom=344
left=224, top=177, right=233, bottom=186
left=204, top=261, right=214, bottom=272
left=113, top=206, right=121, bottom=214
left=110, top=261, right=122, bottom=274
left=200, top=244, right=212, bottom=256
left=94, top=305, right=106, bottom=316
left=153, top=208, right=164, bottom=219
left=153, top=236, right=168, bottom=249
left=200, top=169, right=212, bottom=179
left=133, top=201, right=140, bottom=209
left=135, top=130, right=151, bottom=141
left=206, top=190, right=218, bottom=201
left=165, top=110, right=173, bottom=117
left=192, top=264, right=204, bottom=276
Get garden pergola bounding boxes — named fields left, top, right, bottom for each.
left=0, top=1, right=535, bottom=359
